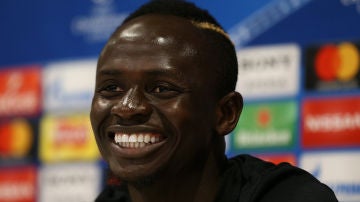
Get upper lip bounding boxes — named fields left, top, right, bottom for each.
left=106, top=125, right=166, bottom=137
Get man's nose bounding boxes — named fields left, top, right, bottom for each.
left=110, top=87, right=152, bottom=125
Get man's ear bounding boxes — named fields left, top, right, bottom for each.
left=215, top=91, right=243, bottom=136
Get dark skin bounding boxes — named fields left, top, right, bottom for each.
left=90, top=14, right=243, bottom=202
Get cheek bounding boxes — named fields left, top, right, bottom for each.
left=90, top=97, right=112, bottom=132
left=160, top=98, right=215, bottom=166
left=90, top=97, right=113, bottom=159
left=160, top=98, right=192, bottom=120
left=160, top=97, right=211, bottom=135
left=163, top=98, right=186, bottom=114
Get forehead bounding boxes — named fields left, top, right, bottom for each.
left=99, top=14, right=209, bottom=65
left=96, top=15, right=220, bottom=88
left=115, top=14, right=205, bottom=47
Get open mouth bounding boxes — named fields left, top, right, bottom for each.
left=109, top=132, right=165, bottom=149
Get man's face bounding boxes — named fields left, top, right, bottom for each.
left=90, top=15, right=220, bottom=182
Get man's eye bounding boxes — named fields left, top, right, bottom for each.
left=105, top=85, right=122, bottom=92
left=150, top=84, right=182, bottom=98
left=99, top=84, right=123, bottom=93
left=153, top=86, right=173, bottom=93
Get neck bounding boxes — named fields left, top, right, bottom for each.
left=127, top=152, right=226, bottom=202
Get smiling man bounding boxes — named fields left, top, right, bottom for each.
left=90, top=1, right=338, bottom=202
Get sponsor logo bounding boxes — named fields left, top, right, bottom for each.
left=54, top=123, right=88, bottom=147
left=305, top=42, right=360, bottom=91
left=39, top=114, right=99, bottom=162
left=232, top=101, right=297, bottom=150
left=305, top=112, right=360, bottom=132
left=257, top=154, right=296, bottom=165
left=302, top=96, right=360, bottom=148
left=0, top=119, right=34, bottom=159
left=43, top=60, right=96, bottom=113
left=236, top=44, right=300, bottom=99
left=0, top=166, right=36, bottom=202
left=71, top=0, right=128, bottom=43
left=300, top=151, right=360, bottom=201
left=0, top=66, right=41, bottom=117
left=39, top=163, right=101, bottom=202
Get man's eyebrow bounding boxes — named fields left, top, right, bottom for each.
left=97, top=68, right=188, bottom=82
left=97, top=68, right=122, bottom=76
left=146, top=69, right=188, bottom=81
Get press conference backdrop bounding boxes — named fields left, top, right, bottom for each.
left=1, top=0, right=360, bottom=201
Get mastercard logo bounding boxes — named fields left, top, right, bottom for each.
left=0, top=119, right=33, bottom=158
left=314, top=42, right=360, bottom=82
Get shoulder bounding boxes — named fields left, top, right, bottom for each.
left=227, top=155, right=338, bottom=202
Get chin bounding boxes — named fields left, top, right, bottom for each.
left=115, top=171, right=159, bottom=187
left=109, top=162, right=161, bottom=185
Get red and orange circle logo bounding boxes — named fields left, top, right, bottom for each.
left=0, top=119, right=33, bottom=158
left=314, top=42, right=359, bottom=82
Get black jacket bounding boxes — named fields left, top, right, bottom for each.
left=96, top=154, right=338, bottom=202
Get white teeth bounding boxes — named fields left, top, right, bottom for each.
left=150, top=136, right=156, bottom=143
left=144, top=135, right=150, bottom=143
left=138, top=134, right=144, bottom=142
left=122, top=134, right=129, bottom=142
left=129, top=134, right=137, bottom=142
left=115, top=134, right=121, bottom=143
left=113, top=133, right=163, bottom=148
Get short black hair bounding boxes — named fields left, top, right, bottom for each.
left=119, top=0, right=238, bottom=97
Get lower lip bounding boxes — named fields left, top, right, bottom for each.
left=109, top=139, right=167, bottom=159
